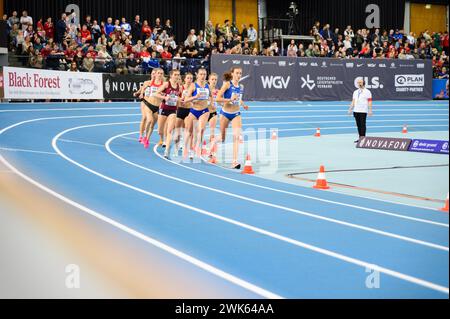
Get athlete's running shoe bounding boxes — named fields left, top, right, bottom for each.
left=143, top=137, right=149, bottom=149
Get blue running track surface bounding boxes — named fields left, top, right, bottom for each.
left=0, top=100, right=448, bottom=298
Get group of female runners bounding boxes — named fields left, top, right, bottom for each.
left=133, top=66, right=248, bottom=169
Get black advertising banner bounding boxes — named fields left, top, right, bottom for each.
left=253, top=56, right=299, bottom=100
left=211, top=55, right=433, bottom=101
left=102, top=74, right=149, bottom=99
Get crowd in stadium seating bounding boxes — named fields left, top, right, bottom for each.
left=2, top=10, right=449, bottom=79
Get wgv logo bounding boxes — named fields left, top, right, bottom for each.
left=261, top=76, right=291, bottom=89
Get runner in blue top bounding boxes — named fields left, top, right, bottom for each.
left=216, top=67, right=249, bottom=169
left=182, top=68, right=212, bottom=159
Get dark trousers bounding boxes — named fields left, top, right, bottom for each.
left=353, top=112, right=367, bottom=137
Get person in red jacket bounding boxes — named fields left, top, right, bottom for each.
left=161, top=47, right=172, bottom=60
left=80, top=24, right=92, bottom=43
left=44, top=17, right=54, bottom=39
left=141, top=20, right=152, bottom=40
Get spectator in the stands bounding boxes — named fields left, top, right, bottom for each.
left=82, top=52, right=95, bottom=72
left=126, top=53, right=141, bottom=73
left=104, top=17, right=114, bottom=36
left=153, top=18, right=163, bottom=34
left=287, top=39, right=298, bottom=57
left=344, top=25, right=354, bottom=39
left=131, top=15, right=142, bottom=42
left=68, top=61, right=79, bottom=72
left=184, top=29, right=197, bottom=46
left=438, top=67, right=449, bottom=79
left=247, top=24, right=257, bottom=49
left=141, top=20, right=152, bottom=40
left=20, top=11, right=33, bottom=31
left=121, top=17, right=131, bottom=36
left=8, top=11, right=19, bottom=27
left=163, top=19, right=173, bottom=36
left=55, top=13, right=67, bottom=44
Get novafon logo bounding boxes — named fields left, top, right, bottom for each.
left=354, top=76, right=383, bottom=89
left=261, top=76, right=291, bottom=89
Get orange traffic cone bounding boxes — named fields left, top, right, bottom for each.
left=440, top=193, right=449, bottom=212
left=313, top=165, right=330, bottom=189
left=271, top=130, right=278, bottom=140
left=241, top=154, right=255, bottom=174
left=201, top=140, right=207, bottom=156
left=314, top=128, right=321, bottom=137
left=402, top=125, right=408, bottom=134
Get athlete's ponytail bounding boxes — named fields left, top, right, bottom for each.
left=223, top=71, right=233, bottom=81
left=223, top=67, right=241, bottom=81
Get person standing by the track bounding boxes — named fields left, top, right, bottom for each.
left=348, top=78, right=373, bottom=143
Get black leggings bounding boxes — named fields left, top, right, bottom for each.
left=353, top=112, right=367, bottom=137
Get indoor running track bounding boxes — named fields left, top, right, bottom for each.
left=0, top=100, right=448, bottom=299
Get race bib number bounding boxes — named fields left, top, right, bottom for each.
left=166, top=94, right=178, bottom=106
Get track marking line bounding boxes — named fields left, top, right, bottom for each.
left=53, top=124, right=449, bottom=295
left=245, top=114, right=449, bottom=120
left=244, top=119, right=449, bottom=126
left=0, top=147, right=58, bottom=155
left=59, top=138, right=104, bottom=147
left=0, top=107, right=138, bottom=112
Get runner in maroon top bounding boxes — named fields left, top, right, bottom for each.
left=154, top=69, right=182, bottom=158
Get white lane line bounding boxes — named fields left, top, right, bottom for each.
left=246, top=104, right=449, bottom=108
left=244, top=109, right=449, bottom=113
left=275, top=124, right=449, bottom=133
left=105, top=130, right=450, bottom=250
left=0, top=114, right=140, bottom=136
left=0, top=147, right=58, bottom=155
left=59, top=138, right=104, bottom=147
left=52, top=124, right=449, bottom=295
left=244, top=119, right=449, bottom=126
left=244, top=114, right=449, bottom=120
left=0, top=107, right=137, bottom=112
left=120, top=131, right=450, bottom=226
left=0, top=115, right=282, bottom=299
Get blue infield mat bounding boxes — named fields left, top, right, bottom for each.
left=0, top=100, right=448, bottom=298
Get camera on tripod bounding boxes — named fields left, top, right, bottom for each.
left=286, top=2, right=299, bottom=34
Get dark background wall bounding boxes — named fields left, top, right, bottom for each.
left=3, top=0, right=205, bottom=41
left=266, top=0, right=449, bottom=34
